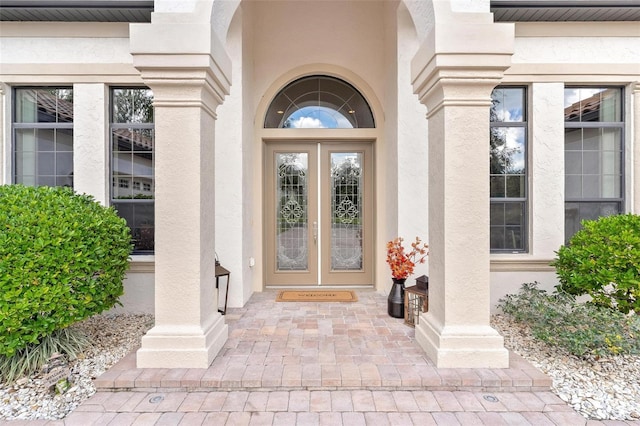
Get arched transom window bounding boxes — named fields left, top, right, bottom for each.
left=264, top=76, right=375, bottom=129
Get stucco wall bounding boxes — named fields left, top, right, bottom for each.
left=214, top=5, right=255, bottom=309
left=109, top=265, right=155, bottom=314
left=0, top=23, right=137, bottom=80
left=248, top=1, right=388, bottom=115
left=397, top=2, right=430, bottom=280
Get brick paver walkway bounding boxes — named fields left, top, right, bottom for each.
left=11, top=290, right=640, bottom=425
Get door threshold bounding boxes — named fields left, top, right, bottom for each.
left=265, top=285, right=374, bottom=289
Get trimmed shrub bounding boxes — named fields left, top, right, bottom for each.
left=0, top=185, right=132, bottom=358
left=499, top=282, right=640, bottom=358
left=551, top=214, right=640, bottom=314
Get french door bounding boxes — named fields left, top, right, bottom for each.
left=265, top=141, right=374, bottom=286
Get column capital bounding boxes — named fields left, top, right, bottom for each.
left=633, top=81, right=640, bottom=94
left=130, top=20, right=231, bottom=117
left=411, top=15, right=514, bottom=111
left=131, top=58, right=229, bottom=119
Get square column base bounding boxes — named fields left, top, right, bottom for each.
left=415, top=314, right=509, bottom=368
left=136, top=314, right=228, bottom=368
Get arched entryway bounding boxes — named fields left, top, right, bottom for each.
left=261, top=75, right=377, bottom=287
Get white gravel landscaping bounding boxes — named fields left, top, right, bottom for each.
left=0, top=313, right=154, bottom=421
left=0, top=312, right=638, bottom=421
left=492, top=314, right=640, bottom=421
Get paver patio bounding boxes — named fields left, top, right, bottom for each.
left=94, top=291, right=550, bottom=393
left=15, top=290, right=640, bottom=425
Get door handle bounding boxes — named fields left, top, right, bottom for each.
left=313, top=221, right=318, bottom=244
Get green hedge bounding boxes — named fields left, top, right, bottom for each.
left=551, top=214, right=640, bottom=314
left=0, top=185, right=132, bottom=357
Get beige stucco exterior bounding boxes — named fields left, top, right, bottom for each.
left=1, top=0, right=639, bottom=368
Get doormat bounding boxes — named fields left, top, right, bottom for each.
left=276, top=290, right=358, bottom=302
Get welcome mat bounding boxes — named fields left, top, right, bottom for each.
left=276, top=290, right=358, bottom=302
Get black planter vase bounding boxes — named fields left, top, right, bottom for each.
left=387, top=278, right=406, bottom=318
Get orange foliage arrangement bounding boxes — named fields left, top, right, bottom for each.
left=386, top=237, right=429, bottom=280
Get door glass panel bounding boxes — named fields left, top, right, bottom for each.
left=331, top=152, right=363, bottom=271
left=276, top=153, right=308, bottom=270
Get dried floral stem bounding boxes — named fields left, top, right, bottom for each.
left=386, top=237, right=429, bottom=280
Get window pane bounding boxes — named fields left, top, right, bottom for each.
left=490, top=127, right=525, bottom=174
left=505, top=203, right=524, bottom=226
left=565, top=202, right=621, bottom=243
left=15, top=89, right=37, bottom=122
left=56, top=129, right=74, bottom=151
left=331, top=152, right=363, bottom=271
left=113, top=129, right=133, bottom=152
left=15, top=129, right=37, bottom=152
left=564, top=89, right=623, bottom=222
left=490, top=86, right=527, bottom=252
left=17, top=175, right=36, bottom=186
left=37, top=129, right=56, bottom=151
left=15, top=88, right=73, bottom=123
left=505, top=227, right=523, bottom=250
left=37, top=176, right=56, bottom=186
left=602, top=128, right=622, bottom=151
left=112, top=202, right=155, bottom=252
left=491, top=87, right=524, bottom=122
left=564, top=87, right=622, bottom=122
left=602, top=175, right=620, bottom=198
left=13, top=89, right=73, bottom=188
left=565, top=151, right=582, bottom=175
left=56, top=152, right=73, bottom=177
left=582, top=175, right=601, bottom=198
left=275, top=152, right=309, bottom=271
left=583, top=128, right=601, bottom=150
left=37, top=152, right=55, bottom=175
left=565, top=175, right=582, bottom=199
left=15, top=150, right=35, bottom=177
left=110, top=88, right=154, bottom=253
left=286, top=106, right=354, bottom=129
left=132, top=151, right=154, bottom=177
left=265, top=75, right=374, bottom=128
left=14, top=129, right=73, bottom=187
left=490, top=176, right=505, bottom=197
left=565, top=128, right=582, bottom=150
left=113, top=153, right=133, bottom=176
left=583, top=152, right=599, bottom=173
left=490, top=201, right=525, bottom=251
left=506, top=175, right=525, bottom=198
left=564, top=86, right=623, bottom=241
left=112, top=88, right=154, bottom=124
left=490, top=227, right=505, bottom=249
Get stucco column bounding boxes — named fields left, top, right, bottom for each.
left=634, top=82, right=640, bottom=214
left=530, top=83, right=565, bottom=256
left=130, top=17, right=232, bottom=368
left=411, top=10, right=514, bottom=368
left=73, top=84, right=108, bottom=205
left=0, top=84, right=5, bottom=184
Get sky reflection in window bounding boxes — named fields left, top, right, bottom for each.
left=285, top=106, right=354, bottom=129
